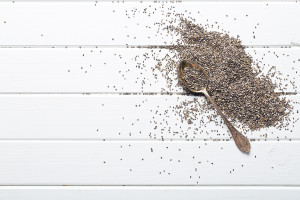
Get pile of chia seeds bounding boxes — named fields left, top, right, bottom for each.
left=153, top=17, right=292, bottom=131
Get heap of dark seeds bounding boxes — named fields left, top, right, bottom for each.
left=154, top=17, right=292, bottom=131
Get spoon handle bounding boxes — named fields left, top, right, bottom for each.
left=202, top=90, right=251, bottom=153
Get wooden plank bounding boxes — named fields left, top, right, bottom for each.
left=0, top=186, right=300, bottom=200
left=0, top=141, right=299, bottom=185
left=0, top=48, right=298, bottom=93
left=0, top=2, right=299, bottom=46
left=0, top=94, right=298, bottom=140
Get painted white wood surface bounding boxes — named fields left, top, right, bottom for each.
left=0, top=48, right=298, bottom=93
left=0, top=2, right=300, bottom=46
left=0, top=94, right=298, bottom=140
left=0, top=141, right=299, bottom=185
left=0, top=186, right=300, bottom=200
left=0, top=0, right=300, bottom=199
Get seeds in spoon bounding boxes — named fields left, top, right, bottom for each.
left=182, top=65, right=207, bottom=92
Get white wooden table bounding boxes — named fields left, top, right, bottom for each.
left=0, top=0, right=299, bottom=199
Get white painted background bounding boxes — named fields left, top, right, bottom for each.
left=0, top=0, right=299, bottom=199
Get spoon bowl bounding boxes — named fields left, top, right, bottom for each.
left=179, top=60, right=208, bottom=94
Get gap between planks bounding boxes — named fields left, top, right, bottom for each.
left=0, top=92, right=297, bottom=95
left=0, top=45, right=298, bottom=48
left=0, top=139, right=297, bottom=141
left=0, top=140, right=297, bottom=143
left=0, top=185, right=300, bottom=187
left=0, top=185, right=299, bottom=187
left=1, top=0, right=293, bottom=1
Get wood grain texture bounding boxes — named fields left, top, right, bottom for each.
left=0, top=186, right=300, bottom=200
left=0, top=48, right=298, bottom=93
left=0, top=141, right=299, bottom=185
left=0, top=2, right=299, bottom=46
left=0, top=94, right=298, bottom=140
